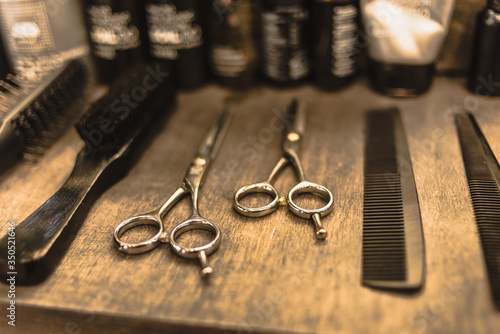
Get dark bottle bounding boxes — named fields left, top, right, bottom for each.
left=260, top=0, right=310, bottom=84
left=468, top=0, right=500, bottom=96
left=0, top=0, right=87, bottom=80
left=144, top=0, right=207, bottom=89
left=84, top=0, right=148, bottom=84
left=0, top=33, right=11, bottom=80
left=208, top=0, right=259, bottom=88
left=311, top=0, right=358, bottom=89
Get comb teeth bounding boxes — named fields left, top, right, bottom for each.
left=363, top=111, right=407, bottom=283
left=468, top=179, right=500, bottom=305
left=363, top=173, right=406, bottom=281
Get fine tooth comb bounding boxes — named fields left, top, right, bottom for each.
left=0, top=60, right=89, bottom=174
left=456, top=113, right=500, bottom=309
left=363, top=108, right=425, bottom=290
left=0, top=62, right=175, bottom=284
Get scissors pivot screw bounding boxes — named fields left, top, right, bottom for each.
left=195, top=158, right=207, bottom=166
left=287, top=132, right=299, bottom=142
left=159, top=232, right=169, bottom=243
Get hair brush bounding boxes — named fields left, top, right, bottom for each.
left=0, top=62, right=176, bottom=284
left=0, top=60, right=89, bottom=174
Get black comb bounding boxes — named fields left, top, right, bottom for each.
left=456, top=113, right=500, bottom=309
left=0, top=62, right=175, bottom=284
left=363, top=108, right=425, bottom=290
left=0, top=60, right=89, bottom=174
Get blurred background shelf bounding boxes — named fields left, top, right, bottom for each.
left=0, top=76, right=500, bottom=333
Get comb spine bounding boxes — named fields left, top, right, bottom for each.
left=393, top=110, right=425, bottom=289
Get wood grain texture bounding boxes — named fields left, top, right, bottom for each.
left=0, top=77, right=500, bottom=334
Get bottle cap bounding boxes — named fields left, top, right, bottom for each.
left=370, top=61, right=434, bottom=97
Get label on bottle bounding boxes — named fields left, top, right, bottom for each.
left=87, top=5, right=141, bottom=60
left=210, top=45, right=248, bottom=77
left=0, top=1, right=88, bottom=80
left=261, top=5, right=310, bottom=81
left=145, top=3, right=202, bottom=60
left=331, top=4, right=358, bottom=77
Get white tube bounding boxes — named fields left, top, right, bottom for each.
left=360, top=0, right=457, bottom=96
left=361, top=0, right=456, bottom=64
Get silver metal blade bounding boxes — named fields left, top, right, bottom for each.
left=195, top=109, right=231, bottom=163
left=284, top=99, right=306, bottom=139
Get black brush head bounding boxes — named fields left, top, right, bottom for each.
left=75, top=62, right=174, bottom=155
left=10, top=60, right=89, bottom=158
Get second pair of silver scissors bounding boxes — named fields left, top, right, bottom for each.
left=234, top=100, right=333, bottom=239
left=114, top=110, right=230, bottom=277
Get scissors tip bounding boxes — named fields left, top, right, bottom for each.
left=283, top=99, right=306, bottom=136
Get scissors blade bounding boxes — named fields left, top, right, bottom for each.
left=194, top=108, right=232, bottom=163
left=284, top=99, right=306, bottom=138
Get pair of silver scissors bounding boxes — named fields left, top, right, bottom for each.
left=114, top=110, right=230, bottom=277
left=234, top=100, right=333, bottom=239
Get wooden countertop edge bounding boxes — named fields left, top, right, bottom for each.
left=0, top=300, right=315, bottom=334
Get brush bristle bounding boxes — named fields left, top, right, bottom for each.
left=75, top=62, right=174, bottom=155
left=9, top=60, right=89, bottom=158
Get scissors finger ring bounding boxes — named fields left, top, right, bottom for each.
left=114, top=212, right=167, bottom=255
left=233, top=182, right=280, bottom=217
left=287, top=181, right=334, bottom=239
left=170, top=218, right=221, bottom=277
